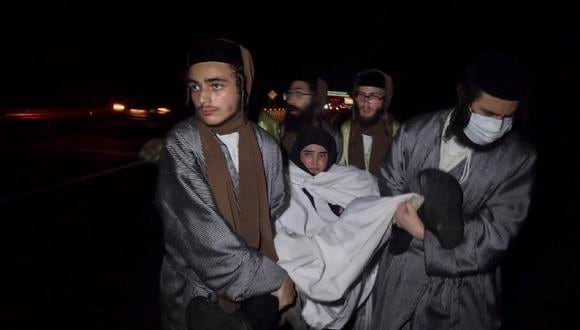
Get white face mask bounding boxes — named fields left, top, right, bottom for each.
left=463, top=108, right=513, bottom=145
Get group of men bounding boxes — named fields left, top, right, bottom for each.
left=155, top=38, right=536, bottom=330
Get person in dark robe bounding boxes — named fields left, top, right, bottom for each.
left=156, top=38, right=295, bottom=330
left=372, top=53, right=537, bottom=330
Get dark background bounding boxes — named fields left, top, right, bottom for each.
left=2, top=1, right=576, bottom=117
left=0, top=1, right=577, bottom=329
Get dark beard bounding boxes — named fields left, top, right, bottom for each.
left=447, top=107, right=512, bottom=152
left=284, top=106, right=314, bottom=132
left=286, top=105, right=302, bottom=117
left=354, top=105, right=383, bottom=128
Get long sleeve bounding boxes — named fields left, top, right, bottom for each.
left=380, top=116, right=538, bottom=278
left=423, top=150, right=537, bottom=277
left=156, top=125, right=286, bottom=302
left=378, top=123, right=408, bottom=197
left=264, top=134, right=288, bottom=222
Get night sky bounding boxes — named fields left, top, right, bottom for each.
left=1, top=1, right=576, bottom=118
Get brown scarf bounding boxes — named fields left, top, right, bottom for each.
left=348, top=119, right=393, bottom=177
left=197, top=109, right=277, bottom=312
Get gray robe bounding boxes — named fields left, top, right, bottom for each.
left=372, top=109, right=536, bottom=330
left=156, top=117, right=288, bottom=330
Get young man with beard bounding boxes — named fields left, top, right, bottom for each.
left=339, top=69, right=398, bottom=177
left=156, top=39, right=295, bottom=330
left=258, top=72, right=342, bottom=158
left=371, top=54, right=537, bottom=330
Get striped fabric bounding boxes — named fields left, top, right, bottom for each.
left=156, top=116, right=289, bottom=330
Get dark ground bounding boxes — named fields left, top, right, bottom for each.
left=1, top=119, right=165, bottom=330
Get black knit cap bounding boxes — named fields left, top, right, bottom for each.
left=355, top=70, right=386, bottom=89
left=186, top=39, right=243, bottom=68
left=289, top=67, right=319, bottom=89
left=289, top=127, right=337, bottom=174
left=466, top=53, right=533, bottom=101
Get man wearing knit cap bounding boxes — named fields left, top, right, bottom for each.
left=339, top=69, right=398, bottom=177
left=156, top=39, right=294, bottom=330
left=372, top=54, right=537, bottom=329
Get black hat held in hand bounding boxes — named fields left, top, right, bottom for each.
left=389, top=169, right=464, bottom=255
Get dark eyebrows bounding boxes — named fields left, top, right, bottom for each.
left=480, top=107, right=498, bottom=116
left=357, top=92, right=385, bottom=98
left=205, top=78, right=228, bottom=83
left=187, top=77, right=228, bottom=84
left=302, top=149, right=328, bottom=154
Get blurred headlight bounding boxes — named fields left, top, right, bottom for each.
left=129, top=108, right=148, bottom=117
left=112, top=103, right=126, bottom=111
left=156, top=107, right=171, bottom=115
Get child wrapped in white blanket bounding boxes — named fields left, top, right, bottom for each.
left=274, top=128, right=420, bottom=329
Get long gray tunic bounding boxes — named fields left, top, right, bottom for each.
left=156, top=117, right=288, bottom=330
left=372, top=109, right=537, bottom=330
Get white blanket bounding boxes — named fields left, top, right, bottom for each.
left=275, top=162, right=421, bottom=329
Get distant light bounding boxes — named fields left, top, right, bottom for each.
left=5, top=113, right=39, bottom=118
left=324, top=104, right=329, bottom=109
left=327, top=91, right=349, bottom=97
left=112, top=103, right=125, bottom=111
left=267, top=90, right=278, bottom=100
left=157, top=107, right=171, bottom=115
left=129, top=108, right=148, bottom=117
left=344, top=97, right=354, bottom=105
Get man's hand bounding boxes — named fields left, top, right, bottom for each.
left=276, top=275, right=296, bottom=311
left=394, top=201, right=425, bottom=240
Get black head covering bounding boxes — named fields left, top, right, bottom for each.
left=355, top=70, right=387, bottom=89
left=290, top=67, right=319, bottom=91
left=187, top=39, right=243, bottom=68
left=389, top=169, right=465, bottom=255
left=466, top=53, right=533, bottom=101
left=289, top=127, right=337, bottom=175
left=286, top=67, right=329, bottom=116
left=186, top=38, right=255, bottom=106
left=352, top=69, right=394, bottom=112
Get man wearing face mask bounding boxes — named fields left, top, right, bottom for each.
left=372, top=54, right=537, bottom=330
